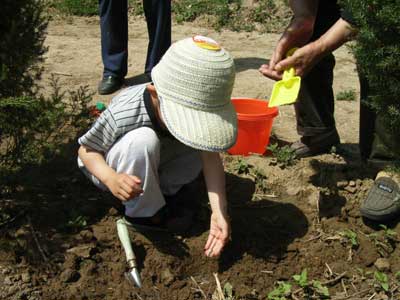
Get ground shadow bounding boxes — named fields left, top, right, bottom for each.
left=234, top=57, right=268, bottom=73
left=124, top=73, right=151, bottom=87
left=218, top=172, right=308, bottom=272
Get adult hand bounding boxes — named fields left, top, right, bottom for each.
left=204, top=212, right=230, bottom=257
left=260, top=16, right=315, bottom=80
left=106, top=173, right=143, bottom=201
left=274, top=40, right=323, bottom=77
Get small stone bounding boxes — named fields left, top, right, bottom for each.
left=2, top=267, right=11, bottom=275
left=108, top=207, right=119, bottom=216
left=337, top=180, right=349, bottom=188
left=344, top=186, right=357, bottom=194
left=79, top=230, right=94, bottom=240
left=307, top=189, right=321, bottom=206
left=67, top=244, right=95, bottom=259
left=374, top=258, right=390, bottom=272
left=349, top=180, right=356, bottom=187
left=4, top=276, right=13, bottom=285
left=160, top=268, right=175, bottom=286
left=287, top=185, right=301, bottom=196
left=21, top=272, right=31, bottom=283
left=60, top=269, right=80, bottom=283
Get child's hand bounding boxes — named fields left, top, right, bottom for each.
left=204, top=212, right=230, bottom=257
left=106, top=173, right=143, bottom=201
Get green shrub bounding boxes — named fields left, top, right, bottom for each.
left=341, top=0, right=400, bottom=132
left=0, top=77, right=93, bottom=169
left=0, top=0, right=47, bottom=97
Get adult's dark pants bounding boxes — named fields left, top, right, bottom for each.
left=99, top=0, right=171, bottom=79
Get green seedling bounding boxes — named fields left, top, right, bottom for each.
left=336, top=89, right=356, bottom=101
left=374, top=271, right=389, bottom=292
left=234, top=158, right=251, bottom=174
left=267, top=281, right=292, bottom=300
left=268, top=143, right=297, bottom=167
left=395, top=271, right=400, bottom=281
left=340, top=229, right=358, bottom=248
left=67, top=215, right=87, bottom=229
left=379, top=224, right=398, bottom=241
left=293, top=269, right=308, bottom=288
left=223, top=282, right=235, bottom=300
left=312, top=280, right=330, bottom=298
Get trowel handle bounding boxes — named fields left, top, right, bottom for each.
left=117, top=219, right=136, bottom=262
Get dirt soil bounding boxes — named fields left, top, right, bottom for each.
left=1, top=17, right=400, bottom=300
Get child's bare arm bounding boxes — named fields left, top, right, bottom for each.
left=201, top=151, right=230, bottom=257
left=78, top=145, right=143, bottom=201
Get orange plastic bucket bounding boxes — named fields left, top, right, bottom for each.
left=228, top=98, right=279, bottom=156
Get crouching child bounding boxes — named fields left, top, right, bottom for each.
left=77, top=36, right=237, bottom=257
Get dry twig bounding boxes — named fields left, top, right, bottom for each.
left=213, top=273, right=225, bottom=300
left=27, top=215, right=48, bottom=262
left=190, top=276, right=207, bottom=299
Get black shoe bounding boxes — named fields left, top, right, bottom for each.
left=291, top=130, right=340, bottom=158
left=360, top=171, right=400, bottom=222
left=98, top=75, right=123, bottom=95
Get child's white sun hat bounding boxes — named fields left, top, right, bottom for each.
left=151, top=36, right=237, bottom=152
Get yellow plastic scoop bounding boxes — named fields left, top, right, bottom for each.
left=268, top=49, right=301, bottom=108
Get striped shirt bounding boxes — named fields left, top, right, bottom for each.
left=78, top=84, right=156, bottom=153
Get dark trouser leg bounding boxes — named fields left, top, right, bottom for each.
left=359, top=75, right=375, bottom=161
left=99, top=0, right=128, bottom=78
left=295, top=53, right=338, bottom=138
left=143, top=0, right=171, bottom=75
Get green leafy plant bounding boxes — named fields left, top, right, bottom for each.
left=336, top=89, right=356, bottom=101
left=223, top=282, right=235, bottom=300
left=234, top=158, right=251, bottom=175
left=374, top=271, right=389, bottom=292
left=267, top=281, right=292, bottom=300
left=379, top=224, right=398, bottom=241
left=293, top=269, right=308, bottom=288
left=67, top=215, right=87, bottom=229
left=340, top=229, right=359, bottom=248
left=312, top=280, right=330, bottom=298
left=268, top=143, right=297, bottom=167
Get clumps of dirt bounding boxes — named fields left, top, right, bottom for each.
left=1, top=151, right=400, bottom=299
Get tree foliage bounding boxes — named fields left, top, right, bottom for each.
left=342, top=0, right=400, bottom=132
left=0, top=0, right=47, bottom=97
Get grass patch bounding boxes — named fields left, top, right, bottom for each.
left=336, top=89, right=357, bottom=101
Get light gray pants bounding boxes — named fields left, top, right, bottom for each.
left=78, top=127, right=202, bottom=218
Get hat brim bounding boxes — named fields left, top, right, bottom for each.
left=158, top=95, right=237, bottom=152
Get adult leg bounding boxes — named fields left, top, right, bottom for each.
left=292, top=53, right=340, bottom=157
left=98, top=0, right=128, bottom=94
left=143, top=0, right=171, bottom=75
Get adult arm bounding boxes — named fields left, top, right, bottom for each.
left=260, top=0, right=319, bottom=80
left=273, top=18, right=356, bottom=77
left=201, top=151, right=230, bottom=257
left=78, top=145, right=143, bottom=201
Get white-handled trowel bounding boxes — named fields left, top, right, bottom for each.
left=116, top=218, right=142, bottom=288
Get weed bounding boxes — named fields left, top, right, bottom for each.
left=379, top=224, right=398, bottom=241
left=340, top=229, right=358, bottom=248
left=233, top=159, right=252, bottom=175
left=336, top=89, right=356, bottom=101
left=267, top=281, right=292, bottom=300
left=223, top=282, right=235, bottom=300
left=374, top=271, right=389, bottom=292
left=293, top=269, right=308, bottom=288
left=312, top=280, right=330, bottom=298
left=395, top=271, right=400, bottom=281
left=268, top=143, right=297, bottom=167
left=67, top=215, right=87, bottom=230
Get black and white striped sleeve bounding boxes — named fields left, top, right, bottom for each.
left=78, top=109, right=119, bottom=153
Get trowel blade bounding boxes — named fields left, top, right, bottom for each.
left=125, top=269, right=142, bottom=288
